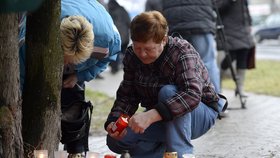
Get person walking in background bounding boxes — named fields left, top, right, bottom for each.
left=215, top=0, right=256, bottom=98
left=145, top=0, right=163, bottom=13
left=19, top=0, right=121, bottom=157
left=162, top=0, right=221, bottom=93
left=108, top=0, right=131, bottom=74
left=105, top=11, right=227, bottom=158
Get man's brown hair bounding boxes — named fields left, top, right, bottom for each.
left=130, top=11, right=168, bottom=43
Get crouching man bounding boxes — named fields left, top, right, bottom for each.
left=104, top=11, right=227, bottom=158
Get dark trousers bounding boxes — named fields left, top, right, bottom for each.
left=61, top=82, right=87, bottom=154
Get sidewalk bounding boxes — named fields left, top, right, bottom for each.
left=85, top=70, right=280, bottom=158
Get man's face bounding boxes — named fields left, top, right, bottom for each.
left=132, top=38, right=166, bottom=64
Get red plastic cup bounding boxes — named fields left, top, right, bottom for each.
left=111, top=114, right=129, bottom=133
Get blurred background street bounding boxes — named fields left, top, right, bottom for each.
left=256, top=40, right=280, bottom=60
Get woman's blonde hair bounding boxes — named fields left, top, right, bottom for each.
left=130, top=11, right=168, bottom=43
left=60, top=15, right=94, bottom=64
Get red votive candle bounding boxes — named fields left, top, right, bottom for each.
left=104, top=154, right=117, bottom=158
left=111, top=114, right=129, bottom=133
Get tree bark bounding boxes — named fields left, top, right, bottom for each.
left=22, top=0, right=62, bottom=157
left=0, top=13, right=24, bottom=157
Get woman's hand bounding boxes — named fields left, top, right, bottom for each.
left=63, top=74, right=78, bottom=88
left=106, top=122, right=127, bottom=140
left=128, top=109, right=162, bottom=134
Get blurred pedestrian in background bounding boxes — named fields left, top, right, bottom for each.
left=108, top=0, right=131, bottom=74
left=215, top=0, right=256, bottom=98
left=162, top=0, right=221, bottom=93
left=145, top=0, right=163, bottom=13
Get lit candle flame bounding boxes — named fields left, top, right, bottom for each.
left=34, top=150, right=48, bottom=158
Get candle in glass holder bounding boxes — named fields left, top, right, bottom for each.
left=182, top=154, right=195, bottom=158
left=54, top=151, right=68, bottom=158
left=104, top=154, right=117, bottom=158
left=86, top=151, right=99, bottom=158
left=111, top=114, right=129, bottom=133
left=164, top=152, right=177, bottom=158
left=34, top=150, right=48, bottom=158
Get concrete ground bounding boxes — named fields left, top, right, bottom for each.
left=84, top=69, right=280, bottom=158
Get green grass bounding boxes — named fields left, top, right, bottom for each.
left=85, top=90, right=145, bottom=136
left=85, top=90, right=115, bottom=135
left=86, top=59, right=280, bottom=135
left=222, top=59, right=280, bottom=97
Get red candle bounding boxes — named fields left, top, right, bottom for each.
left=104, top=154, right=117, bottom=158
left=111, top=114, right=129, bottom=133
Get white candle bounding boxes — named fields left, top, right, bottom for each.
left=34, top=150, right=48, bottom=158
left=182, top=154, right=195, bottom=158
left=86, top=151, right=99, bottom=158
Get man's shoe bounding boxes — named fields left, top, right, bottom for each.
left=218, top=94, right=228, bottom=119
left=68, top=153, right=85, bottom=158
left=110, top=68, right=119, bottom=74
left=219, top=109, right=229, bottom=118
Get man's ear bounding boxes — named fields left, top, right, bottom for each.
left=162, top=35, right=168, bottom=46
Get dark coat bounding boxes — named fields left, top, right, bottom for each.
left=108, top=0, right=130, bottom=46
left=145, top=0, right=163, bottom=12
left=162, top=0, right=217, bottom=35
left=215, top=0, right=255, bottom=50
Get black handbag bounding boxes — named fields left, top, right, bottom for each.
left=60, top=83, right=93, bottom=153
left=61, top=100, right=93, bottom=144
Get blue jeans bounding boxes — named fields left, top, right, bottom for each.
left=106, top=85, right=226, bottom=158
left=181, top=33, right=221, bottom=93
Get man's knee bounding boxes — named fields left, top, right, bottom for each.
left=158, top=85, right=177, bottom=102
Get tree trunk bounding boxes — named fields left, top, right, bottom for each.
left=0, top=13, right=24, bottom=157
left=22, top=0, right=62, bottom=157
